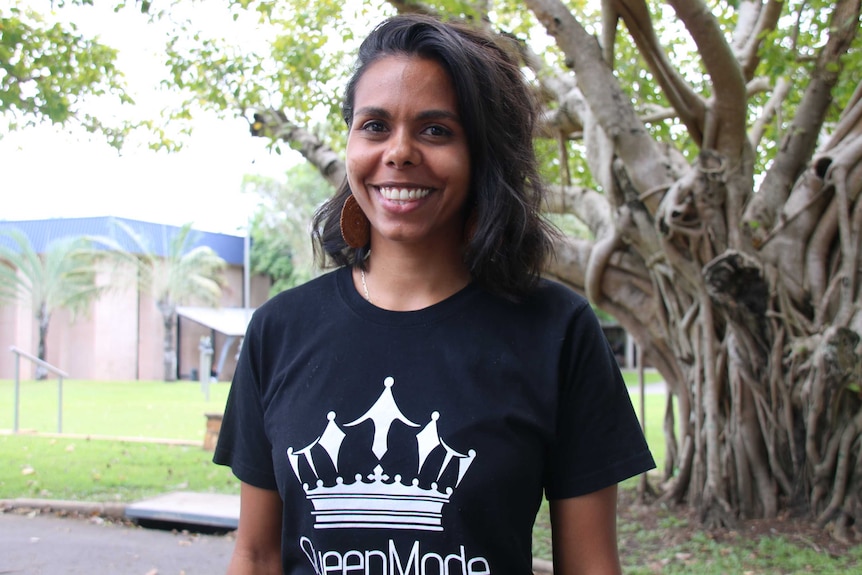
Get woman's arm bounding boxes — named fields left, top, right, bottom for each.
left=226, top=482, right=283, bottom=575
left=550, top=484, right=622, bottom=575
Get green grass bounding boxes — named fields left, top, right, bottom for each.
left=0, top=379, right=239, bottom=502
left=621, top=368, right=665, bottom=388
left=0, top=434, right=238, bottom=502
left=0, top=379, right=230, bottom=440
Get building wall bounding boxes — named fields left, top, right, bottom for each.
left=0, top=278, right=36, bottom=379
left=137, top=287, right=164, bottom=381
left=0, top=261, right=271, bottom=382
left=90, top=262, right=140, bottom=380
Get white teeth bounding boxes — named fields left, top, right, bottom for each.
left=379, top=187, right=431, bottom=201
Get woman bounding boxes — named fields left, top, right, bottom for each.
left=215, top=14, right=654, bottom=574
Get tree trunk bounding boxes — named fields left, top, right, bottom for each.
left=36, top=303, right=50, bottom=381
left=159, top=302, right=177, bottom=382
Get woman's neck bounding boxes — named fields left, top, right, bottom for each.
left=354, top=242, right=471, bottom=311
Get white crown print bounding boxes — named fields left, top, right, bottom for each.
left=286, top=376, right=476, bottom=531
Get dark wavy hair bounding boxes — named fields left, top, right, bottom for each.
left=312, top=14, right=556, bottom=299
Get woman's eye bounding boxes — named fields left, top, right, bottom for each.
left=424, top=125, right=451, bottom=137
left=360, top=120, right=386, bottom=132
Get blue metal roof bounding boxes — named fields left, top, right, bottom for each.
left=0, top=217, right=246, bottom=265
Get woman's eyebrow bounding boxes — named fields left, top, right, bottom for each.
left=416, top=109, right=461, bottom=123
left=354, top=106, right=391, bottom=119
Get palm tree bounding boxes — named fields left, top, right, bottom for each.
left=95, top=220, right=227, bottom=381
left=0, top=229, right=101, bottom=379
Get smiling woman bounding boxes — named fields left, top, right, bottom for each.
left=344, top=54, right=472, bottom=298
left=214, top=14, right=654, bottom=575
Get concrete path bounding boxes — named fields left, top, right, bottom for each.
left=0, top=510, right=235, bottom=574
left=125, top=492, right=240, bottom=530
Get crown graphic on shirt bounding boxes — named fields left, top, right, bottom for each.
left=286, top=376, right=476, bottom=531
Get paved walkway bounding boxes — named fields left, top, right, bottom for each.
left=0, top=510, right=234, bottom=574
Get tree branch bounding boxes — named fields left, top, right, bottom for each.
left=545, top=185, right=614, bottom=239
left=745, top=0, right=861, bottom=241
left=524, top=0, right=675, bottom=209
left=734, top=0, right=784, bottom=81
left=250, top=109, right=345, bottom=188
left=666, top=0, right=747, bottom=156
left=613, top=0, right=707, bottom=145
left=749, top=77, right=791, bottom=151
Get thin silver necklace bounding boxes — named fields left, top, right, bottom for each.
left=360, top=268, right=372, bottom=303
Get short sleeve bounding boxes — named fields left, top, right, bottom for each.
left=544, top=303, right=656, bottom=499
left=213, top=316, right=279, bottom=491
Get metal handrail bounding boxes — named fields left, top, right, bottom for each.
left=9, top=346, right=69, bottom=433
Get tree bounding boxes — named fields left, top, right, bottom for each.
left=207, top=0, right=861, bottom=535
left=11, top=0, right=862, bottom=537
left=94, top=221, right=227, bottom=382
left=0, top=228, right=101, bottom=378
left=243, top=162, right=336, bottom=295
left=0, top=0, right=141, bottom=147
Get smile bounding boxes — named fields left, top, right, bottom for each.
left=378, top=187, right=432, bottom=201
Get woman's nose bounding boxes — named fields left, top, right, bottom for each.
left=383, top=129, right=420, bottom=168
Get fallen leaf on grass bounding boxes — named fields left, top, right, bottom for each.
left=65, top=444, right=75, bottom=452
left=21, top=465, right=35, bottom=476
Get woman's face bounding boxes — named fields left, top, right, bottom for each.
left=345, top=55, right=471, bottom=251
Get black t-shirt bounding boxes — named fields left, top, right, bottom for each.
left=215, top=266, right=655, bottom=574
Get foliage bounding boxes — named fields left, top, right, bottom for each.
left=244, top=162, right=335, bottom=293
left=0, top=0, right=142, bottom=147
left=0, top=228, right=102, bottom=376
left=0, top=228, right=99, bottom=316
left=158, top=0, right=372, bottom=157
left=92, top=221, right=226, bottom=381
left=102, top=221, right=226, bottom=310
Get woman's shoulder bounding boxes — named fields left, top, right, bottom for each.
left=249, top=269, right=342, bottom=325
left=526, top=276, right=592, bottom=315
left=472, top=276, right=594, bottom=334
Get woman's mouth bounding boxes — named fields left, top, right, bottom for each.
left=378, top=186, right=432, bottom=201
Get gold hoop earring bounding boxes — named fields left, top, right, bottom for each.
left=340, top=194, right=370, bottom=248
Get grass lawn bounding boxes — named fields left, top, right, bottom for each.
left=621, top=368, right=665, bottom=388
left=0, top=434, right=239, bottom=502
left=0, top=379, right=231, bottom=440
left=0, top=379, right=238, bottom=503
